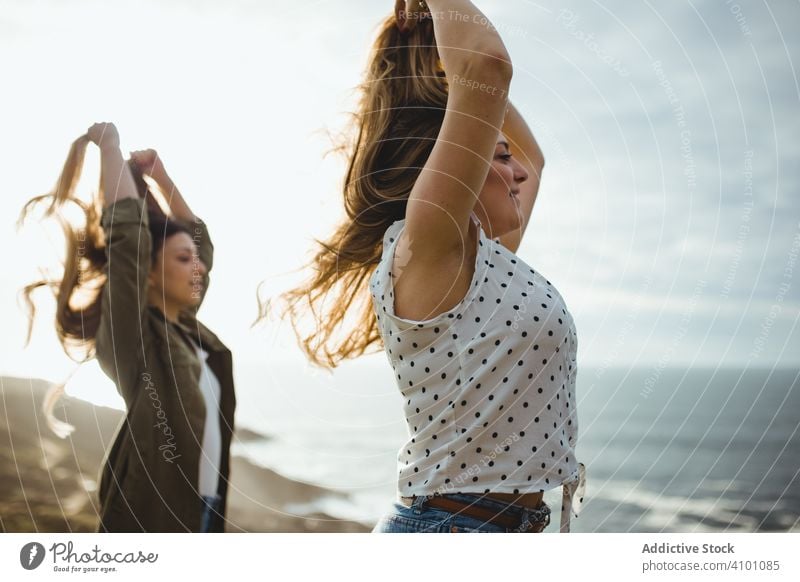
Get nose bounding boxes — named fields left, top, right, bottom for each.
left=514, top=159, right=529, bottom=184
left=197, top=259, right=208, bottom=276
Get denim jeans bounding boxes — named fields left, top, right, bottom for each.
left=200, top=494, right=222, bottom=533
left=372, top=493, right=551, bottom=533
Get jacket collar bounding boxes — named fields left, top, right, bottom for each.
left=146, top=305, right=228, bottom=353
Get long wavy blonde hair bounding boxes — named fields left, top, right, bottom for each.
left=18, top=137, right=158, bottom=360
left=18, top=136, right=176, bottom=436
left=267, top=15, right=447, bottom=368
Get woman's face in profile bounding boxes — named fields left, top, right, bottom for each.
left=475, top=133, right=530, bottom=237
left=148, top=233, right=206, bottom=309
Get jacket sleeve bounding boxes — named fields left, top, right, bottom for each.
left=95, top=197, right=151, bottom=399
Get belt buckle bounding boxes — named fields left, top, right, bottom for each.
left=528, top=504, right=550, bottom=533
left=515, top=504, right=550, bottom=533
left=525, top=515, right=549, bottom=533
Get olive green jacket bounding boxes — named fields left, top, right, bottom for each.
left=94, top=197, right=236, bottom=532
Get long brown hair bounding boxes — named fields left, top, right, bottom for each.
left=18, top=136, right=178, bottom=435
left=18, top=135, right=106, bottom=362
left=18, top=137, right=179, bottom=357
left=267, top=15, right=447, bottom=368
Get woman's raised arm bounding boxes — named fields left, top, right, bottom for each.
left=130, top=149, right=197, bottom=222
left=398, top=0, right=513, bottom=256
left=130, top=149, right=214, bottom=310
left=87, top=122, right=139, bottom=208
left=87, top=123, right=152, bottom=398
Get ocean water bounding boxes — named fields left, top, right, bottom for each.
left=230, top=361, right=800, bottom=532
left=570, top=366, right=799, bottom=532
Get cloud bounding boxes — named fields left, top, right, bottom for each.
left=0, top=0, right=797, bottom=372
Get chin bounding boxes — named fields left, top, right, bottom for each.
left=484, top=205, right=521, bottom=236
left=174, top=295, right=200, bottom=310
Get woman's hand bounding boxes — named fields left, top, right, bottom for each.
left=87, top=122, right=140, bottom=206
left=131, top=148, right=195, bottom=222
left=130, top=148, right=166, bottom=178
left=394, top=0, right=429, bottom=33
left=130, top=148, right=175, bottom=199
left=86, top=122, right=120, bottom=152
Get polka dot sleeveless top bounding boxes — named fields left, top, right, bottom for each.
left=369, top=215, right=586, bottom=532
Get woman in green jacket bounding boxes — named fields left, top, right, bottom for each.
left=21, top=122, right=236, bottom=532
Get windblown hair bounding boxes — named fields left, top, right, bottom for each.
left=19, top=135, right=106, bottom=362
left=19, top=137, right=191, bottom=360
left=19, top=135, right=188, bottom=435
left=268, top=15, right=448, bottom=368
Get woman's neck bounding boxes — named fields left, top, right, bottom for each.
left=147, top=297, right=181, bottom=323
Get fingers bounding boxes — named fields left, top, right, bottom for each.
left=86, top=122, right=119, bottom=148
left=129, top=149, right=159, bottom=170
left=87, top=121, right=115, bottom=133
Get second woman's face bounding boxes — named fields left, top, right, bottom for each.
left=474, top=134, right=529, bottom=237
left=148, top=233, right=207, bottom=310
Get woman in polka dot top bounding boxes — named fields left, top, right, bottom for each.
left=278, top=0, right=585, bottom=533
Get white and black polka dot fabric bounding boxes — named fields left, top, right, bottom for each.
left=369, top=215, right=586, bottom=532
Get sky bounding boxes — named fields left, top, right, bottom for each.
left=0, top=0, right=798, bottom=409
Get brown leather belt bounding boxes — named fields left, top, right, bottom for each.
left=400, top=495, right=550, bottom=532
